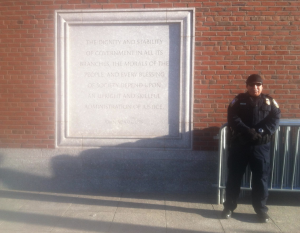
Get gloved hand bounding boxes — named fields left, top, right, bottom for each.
left=262, top=134, right=270, bottom=144
left=247, top=128, right=262, bottom=141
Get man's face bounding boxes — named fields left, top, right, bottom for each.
left=246, top=82, right=263, bottom=97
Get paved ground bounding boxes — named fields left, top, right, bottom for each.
left=0, top=189, right=299, bottom=233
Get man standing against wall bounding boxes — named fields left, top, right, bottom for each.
left=222, top=74, right=281, bottom=223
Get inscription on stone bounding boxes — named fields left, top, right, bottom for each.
left=67, top=24, right=180, bottom=137
left=56, top=9, right=194, bottom=148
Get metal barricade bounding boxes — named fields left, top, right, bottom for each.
left=217, top=119, right=300, bottom=205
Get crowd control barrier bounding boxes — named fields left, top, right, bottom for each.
left=217, top=119, right=300, bottom=205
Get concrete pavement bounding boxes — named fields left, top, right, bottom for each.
left=0, top=189, right=299, bottom=233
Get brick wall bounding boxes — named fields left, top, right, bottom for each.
left=0, top=0, right=299, bottom=150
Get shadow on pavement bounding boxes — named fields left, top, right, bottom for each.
left=0, top=190, right=217, bottom=217
left=0, top=209, right=217, bottom=233
left=237, top=191, right=300, bottom=207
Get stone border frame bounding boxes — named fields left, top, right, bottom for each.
left=55, top=8, right=195, bottom=149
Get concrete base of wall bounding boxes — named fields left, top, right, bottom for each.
left=0, top=148, right=218, bottom=195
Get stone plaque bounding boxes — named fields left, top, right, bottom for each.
left=56, top=9, right=194, bottom=148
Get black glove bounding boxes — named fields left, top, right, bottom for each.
left=247, top=128, right=262, bottom=141
left=262, top=134, right=270, bottom=144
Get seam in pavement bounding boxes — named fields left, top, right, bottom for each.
left=211, top=204, right=225, bottom=232
left=164, top=196, right=167, bottom=233
left=270, top=217, right=282, bottom=232
left=49, top=200, right=73, bottom=232
left=108, top=194, right=122, bottom=233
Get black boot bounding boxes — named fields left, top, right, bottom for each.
left=221, top=208, right=232, bottom=219
left=257, top=212, right=270, bottom=223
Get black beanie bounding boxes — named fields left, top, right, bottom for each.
left=246, top=74, right=263, bottom=84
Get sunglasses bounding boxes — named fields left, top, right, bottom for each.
left=248, top=83, right=262, bottom=87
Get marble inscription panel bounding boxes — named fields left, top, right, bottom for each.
left=68, top=24, right=179, bottom=137
left=56, top=9, right=194, bottom=148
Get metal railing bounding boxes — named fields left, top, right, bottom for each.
left=217, top=119, right=300, bottom=204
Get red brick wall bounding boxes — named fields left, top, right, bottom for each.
left=0, top=0, right=299, bottom=150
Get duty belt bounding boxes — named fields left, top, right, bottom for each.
left=229, top=132, right=272, bottom=146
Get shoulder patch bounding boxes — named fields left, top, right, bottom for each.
left=272, top=99, right=279, bottom=108
left=230, top=97, right=238, bottom=107
left=265, top=98, right=270, bottom=105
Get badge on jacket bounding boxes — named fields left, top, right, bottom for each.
left=230, top=97, right=238, bottom=107
left=266, top=98, right=270, bottom=105
left=273, top=99, right=279, bottom=108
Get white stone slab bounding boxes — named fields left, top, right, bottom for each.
left=55, top=9, right=194, bottom=148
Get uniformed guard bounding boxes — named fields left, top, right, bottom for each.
left=222, top=74, right=281, bottom=223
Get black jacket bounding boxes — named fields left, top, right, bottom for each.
left=228, top=92, right=281, bottom=139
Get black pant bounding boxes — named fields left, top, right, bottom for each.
left=223, top=142, right=270, bottom=214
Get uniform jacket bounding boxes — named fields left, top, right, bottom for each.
left=227, top=92, right=281, bottom=143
